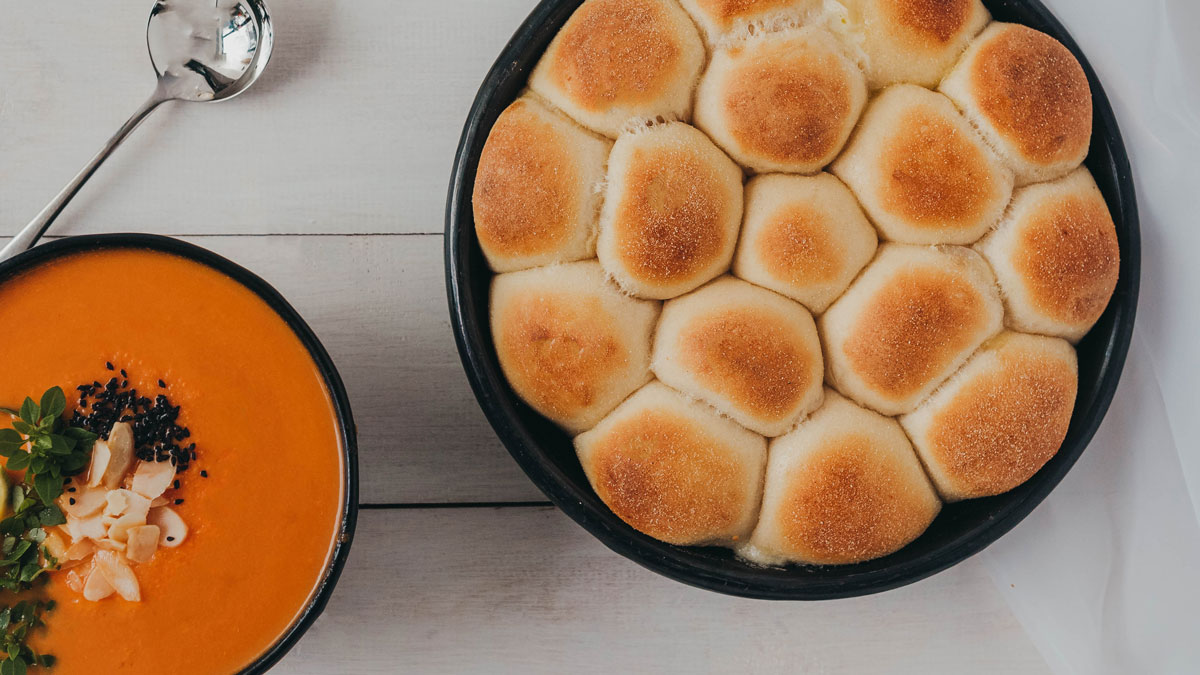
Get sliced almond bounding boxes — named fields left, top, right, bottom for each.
left=82, top=563, right=115, bottom=601
left=60, top=485, right=108, bottom=518
left=94, top=538, right=126, bottom=552
left=107, top=511, right=148, bottom=544
left=94, top=550, right=140, bottom=601
left=65, top=514, right=107, bottom=542
left=125, top=525, right=160, bottom=563
left=65, top=537, right=95, bottom=560
left=147, top=506, right=187, bottom=547
left=87, top=440, right=112, bottom=488
left=104, top=490, right=129, bottom=517
left=101, top=422, right=135, bottom=489
left=150, top=497, right=169, bottom=508
left=65, top=569, right=86, bottom=594
left=42, top=530, right=68, bottom=563
left=131, top=460, right=175, bottom=500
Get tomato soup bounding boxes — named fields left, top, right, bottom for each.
left=0, top=247, right=345, bottom=674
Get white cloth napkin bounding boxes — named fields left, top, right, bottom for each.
left=980, top=1, right=1200, bottom=672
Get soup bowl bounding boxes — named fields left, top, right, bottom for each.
left=0, top=233, right=358, bottom=671
left=445, top=0, right=1140, bottom=599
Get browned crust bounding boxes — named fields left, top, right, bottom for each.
left=678, top=307, right=819, bottom=421
left=843, top=268, right=991, bottom=399
left=1015, top=193, right=1119, bottom=326
left=614, top=147, right=737, bottom=285
left=695, top=0, right=798, bottom=30
left=879, top=106, right=1003, bottom=230
left=472, top=100, right=579, bottom=258
left=970, top=24, right=1092, bottom=163
left=880, top=0, right=974, bottom=46
left=496, top=291, right=629, bottom=420
left=721, top=39, right=855, bottom=165
left=588, top=409, right=752, bottom=543
left=756, top=203, right=843, bottom=287
left=779, top=434, right=936, bottom=564
left=927, top=346, right=1076, bottom=497
left=549, top=0, right=685, bottom=112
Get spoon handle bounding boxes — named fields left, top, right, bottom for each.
left=0, top=92, right=169, bottom=262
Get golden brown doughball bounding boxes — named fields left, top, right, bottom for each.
left=842, top=0, right=990, bottom=88
left=820, top=244, right=1004, bottom=416
left=941, top=22, right=1092, bottom=185
left=832, top=85, right=1014, bottom=245
left=576, top=381, right=767, bottom=546
left=473, top=96, right=612, bottom=272
left=975, top=167, right=1119, bottom=342
left=598, top=122, right=745, bottom=299
left=732, top=173, right=878, bottom=313
left=741, top=390, right=940, bottom=565
left=901, top=332, right=1078, bottom=501
left=694, top=27, right=868, bottom=174
left=529, top=0, right=706, bottom=137
left=490, top=261, right=660, bottom=433
left=651, top=276, right=824, bottom=437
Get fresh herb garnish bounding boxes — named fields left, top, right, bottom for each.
left=0, top=387, right=100, bottom=672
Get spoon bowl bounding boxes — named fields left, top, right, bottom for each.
left=148, top=0, right=274, bottom=102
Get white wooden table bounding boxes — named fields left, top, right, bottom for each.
left=0, top=1, right=1101, bottom=671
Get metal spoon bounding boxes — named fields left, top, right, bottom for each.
left=0, top=0, right=274, bottom=262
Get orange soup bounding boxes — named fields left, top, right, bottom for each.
left=0, top=247, right=345, bottom=674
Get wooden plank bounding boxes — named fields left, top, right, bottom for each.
left=0, top=0, right=535, bottom=236
left=0, top=233, right=544, bottom=504
left=273, top=507, right=1049, bottom=674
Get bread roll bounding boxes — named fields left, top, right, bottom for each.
left=528, top=0, right=706, bottom=138
left=598, top=122, right=745, bottom=299
left=473, top=97, right=612, bottom=272
left=740, top=390, right=940, bottom=566
left=651, top=276, right=824, bottom=437
left=842, top=0, right=989, bottom=89
left=901, top=332, right=1078, bottom=501
left=941, top=23, right=1092, bottom=185
left=575, top=381, right=767, bottom=546
left=831, top=84, right=1014, bottom=245
left=678, top=0, right=819, bottom=44
left=975, top=167, right=1119, bottom=342
left=732, top=173, right=878, bottom=313
left=693, top=27, right=868, bottom=174
left=820, top=244, right=1004, bottom=416
left=490, top=261, right=660, bottom=433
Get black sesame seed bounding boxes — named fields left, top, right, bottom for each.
left=105, top=362, right=114, bottom=371
left=120, top=369, right=127, bottom=377
left=200, top=471, right=208, bottom=478
left=173, top=480, right=180, bottom=490
left=166, top=536, right=175, bottom=542
left=174, top=499, right=184, bottom=505
left=67, top=487, right=76, bottom=493
left=158, top=379, right=167, bottom=388
left=68, top=498, right=76, bottom=506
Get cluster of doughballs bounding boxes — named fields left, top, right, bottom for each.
left=473, top=0, right=1120, bottom=566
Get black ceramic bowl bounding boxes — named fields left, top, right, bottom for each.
left=0, top=233, right=359, bottom=670
left=447, top=0, right=1140, bottom=599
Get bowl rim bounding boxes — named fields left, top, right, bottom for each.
left=445, top=0, right=1141, bottom=599
left=0, top=233, right=359, bottom=670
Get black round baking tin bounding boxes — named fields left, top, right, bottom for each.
left=446, top=0, right=1140, bottom=599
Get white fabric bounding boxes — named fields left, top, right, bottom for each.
left=980, top=1, right=1200, bottom=672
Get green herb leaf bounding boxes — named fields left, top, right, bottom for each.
left=31, top=475, right=60, bottom=507
left=37, top=389, right=65, bottom=422
left=15, top=400, right=36, bottom=427
left=3, top=456, right=28, bottom=474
